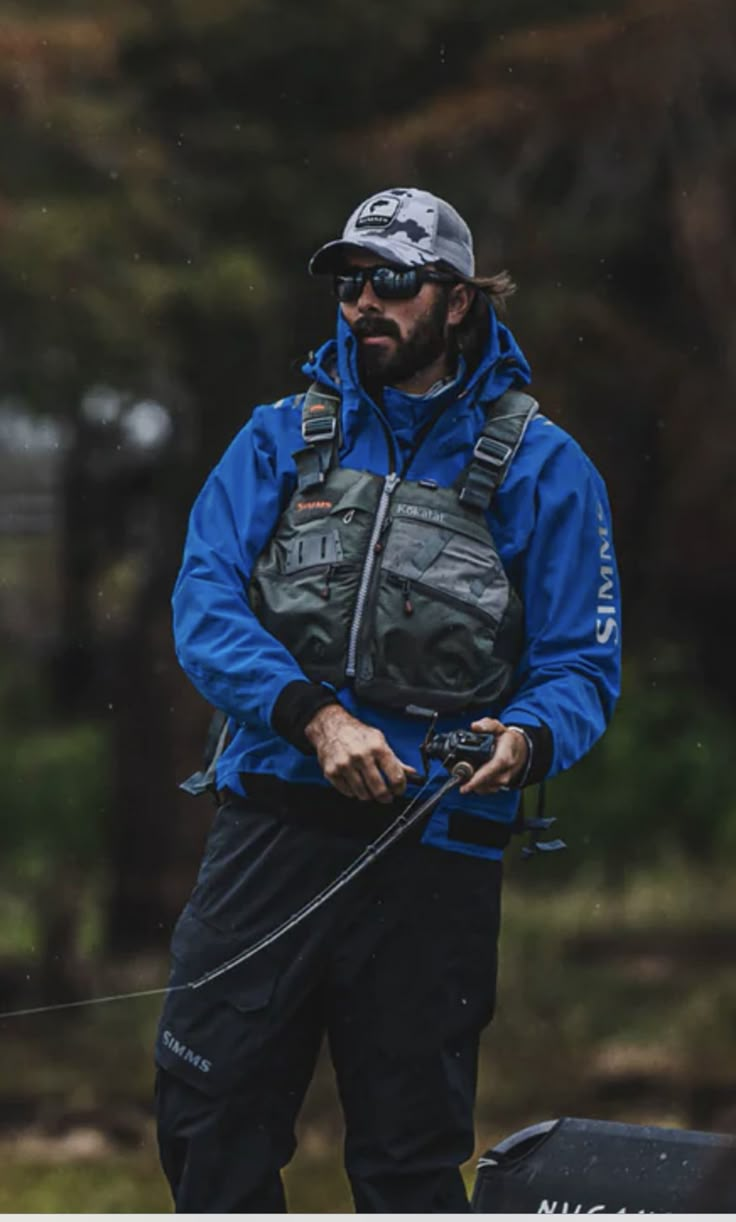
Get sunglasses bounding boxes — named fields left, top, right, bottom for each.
left=333, top=265, right=456, bottom=303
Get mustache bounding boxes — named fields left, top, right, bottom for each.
left=351, top=316, right=401, bottom=341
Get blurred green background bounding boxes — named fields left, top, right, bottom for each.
left=1, top=0, right=736, bottom=1210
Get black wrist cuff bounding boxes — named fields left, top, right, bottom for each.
left=271, top=680, right=341, bottom=755
left=508, top=721, right=554, bottom=787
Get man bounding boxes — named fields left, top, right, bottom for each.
left=155, top=187, right=621, bottom=1213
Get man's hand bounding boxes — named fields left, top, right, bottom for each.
left=304, top=705, right=418, bottom=803
left=458, top=718, right=529, bottom=796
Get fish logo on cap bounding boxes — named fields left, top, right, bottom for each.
left=354, top=196, right=400, bottom=230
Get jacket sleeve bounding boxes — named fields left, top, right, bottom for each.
left=499, top=437, right=621, bottom=779
left=172, top=404, right=333, bottom=738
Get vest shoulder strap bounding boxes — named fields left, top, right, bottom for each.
left=458, top=388, right=539, bottom=510
left=293, top=382, right=342, bottom=492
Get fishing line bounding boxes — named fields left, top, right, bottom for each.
left=0, top=769, right=457, bottom=1022
left=0, top=984, right=187, bottom=1021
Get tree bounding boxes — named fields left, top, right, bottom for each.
left=367, top=0, right=736, bottom=692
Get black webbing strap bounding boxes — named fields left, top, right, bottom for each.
left=458, top=389, right=539, bottom=510
left=293, top=383, right=341, bottom=492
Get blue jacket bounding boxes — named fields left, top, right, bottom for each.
left=173, top=306, right=621, bottom=860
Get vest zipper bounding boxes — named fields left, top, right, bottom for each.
left=345, top=471, right=400, bottom=677
left=387, top=570, right=502, bottom=623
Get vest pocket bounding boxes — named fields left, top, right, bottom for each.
left=250, top=559, right=361, bottom=682
left=355, top=517, right=521, bottom=712
left=381, top=515, right=510, bottom=621
left=357, top=576, right=513, bottom=712
left=250, top=476, right=381, bottom=686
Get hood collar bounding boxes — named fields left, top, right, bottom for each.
left=302, top=300, right=531, bottom=408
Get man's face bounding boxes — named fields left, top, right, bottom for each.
left=338, top=252, right=452, bottom=387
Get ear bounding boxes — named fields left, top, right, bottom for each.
left=446, top=282, right=475, bottom=328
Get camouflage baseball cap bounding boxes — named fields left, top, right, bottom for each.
left=309, top=187, right=475, bottom=278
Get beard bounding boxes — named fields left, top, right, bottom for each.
left=352, top=292, right=450, bottom=388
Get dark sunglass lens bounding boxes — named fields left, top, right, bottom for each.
left=334, top=266, right=424, bottom=302
left=371, top=266, right=418, bottom=299
left=334, top=273, right=364, bottom=303
left=370, top=267, right=397, bottom=297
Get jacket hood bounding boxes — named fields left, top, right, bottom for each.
left=302, top=299, right=532, bottom=408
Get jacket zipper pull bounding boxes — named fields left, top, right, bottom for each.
left=402, top=580, right=414, bottom=616
left=320, top=565, right=333, bottom=600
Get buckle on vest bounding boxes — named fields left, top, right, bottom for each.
left=302, top=416, right=337, bottom=443
left=473, top=436, right=513, bottom=467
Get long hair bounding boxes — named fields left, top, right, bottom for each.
left=445, top=269, right=518, bottom=371
left=465, top=270, right=517, bottom=315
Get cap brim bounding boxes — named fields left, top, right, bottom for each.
left=308, top=237, right=435, bottom=275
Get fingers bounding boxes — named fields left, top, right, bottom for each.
left=361, top=747, right=414, bottom=803
left=361, top=759, right=397, bottom=804
left=459, top=758, right=516, bottom=796
left=334, top=760, right=404, bottom=803
left=377, top=747, right=413, bottom=796
left=326, top=771, right=358, bottom=800
left=470, top=717, right=506, bottom=735
left=316, top=717, right=416, bottom=803
left=460, top=726, right=528, bottom=796
left=349, top=774, right=372, bottom=802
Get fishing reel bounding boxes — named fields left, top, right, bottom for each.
left=422, top=726, right=496, bottom=780
left=410, top=707, right=496, bottom=783
left=409, top=706, right=565, bottom=859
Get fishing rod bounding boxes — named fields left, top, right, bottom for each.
left=0, top=720, right=496, bottom=1021
left=189, top=764, right=467, bottom=990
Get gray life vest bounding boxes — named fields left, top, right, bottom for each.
left=249, top=383, right=538, bottom=715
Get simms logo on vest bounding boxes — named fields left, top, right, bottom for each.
left=595, top=502, right=618, bottom=646
left=162, top=1029, right=212, bottom=1073
left=295, top=499, right=333, bottom=522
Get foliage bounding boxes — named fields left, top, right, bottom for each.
left=370, top=0, right=736, bottom=688
left=0, top=722, right=109, bottom=864
left=0, top=1160, right=171, bottom=1215
left=546, top=658, right=736, bottom=871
